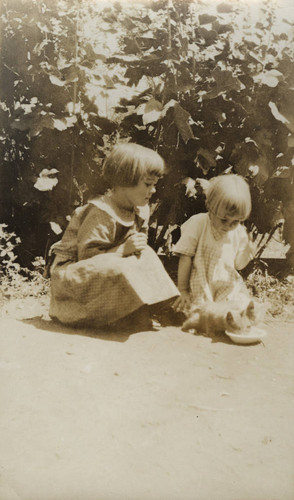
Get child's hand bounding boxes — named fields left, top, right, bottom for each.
left=123, top=232, right=148, bottom=256
left=173, top=291, right=191, bottom=313
left=235, top=231, right=257, bottom=270
left=247, top=232, right=257, bottom=258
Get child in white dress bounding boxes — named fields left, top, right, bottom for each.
left=173, top=174, right=256, bottom=313
left=49, top=143, right=179, bottom=330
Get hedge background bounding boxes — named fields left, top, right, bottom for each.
left=0, top=0, right=293, bottom=267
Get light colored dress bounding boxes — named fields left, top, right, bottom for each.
left=173, top=212, right=250, bottom=305
left=49, top=194, right=179, bottom=326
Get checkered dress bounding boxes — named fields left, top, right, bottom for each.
left=173, top=212, right=250, bottom=305
left=49, top=195, right=179, bottom=326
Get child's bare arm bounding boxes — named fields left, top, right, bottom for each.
left=173, top=255, right=193, bottom=312
left=178, top=255, right=193, bottom=291
left=235, top=232, right=256, bottom=270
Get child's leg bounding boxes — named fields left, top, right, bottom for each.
left=50, top=245, right=179, bottom=328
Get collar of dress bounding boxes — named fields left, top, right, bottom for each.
left=89, top=194, right=149, bottom=227
left=207, top=215, right=226, bottom=241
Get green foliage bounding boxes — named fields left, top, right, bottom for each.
left=107, top=0, right=294, bottom=253
left=246, top=262, right=294, bottom=318
left=0, top=0, right=118, bottom=264
left=0, top=224, right=49, bottom=308
left=0, top=223, right=21, bottom=272
left=0, top=0, right=294, bottom=262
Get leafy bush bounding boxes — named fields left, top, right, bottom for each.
left=0, top=0, right=118, bottom=265
left=0, top=0, right=294, bottom=264
left=246, top=260, right=294, bottom=318
left=107, top=0, right=294, bottom=253
left=0, top=224, right=49, bottom=309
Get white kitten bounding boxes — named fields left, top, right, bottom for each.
left=182, top=300, right=259, bottom=335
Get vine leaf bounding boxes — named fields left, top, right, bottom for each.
left=11, top=114, right=54, bottom=137
left=181, top=177, right=196, bottom=198
left=90, top=114, right=118, bottom=134
left=159, top=100, right=194, bottom=143
left=34, top=168, right=59, bottom=192
left=212, top=20, right=233, bottom=34
left=173, top=103, right=194, bottom=143
left=11, top=114, right=77, bottom=137
left=248, top=165, right=260, bottom=177
left=103, top=75, right=116, bottom=89
left=196, top=147, right=216, bottom=174
left=142, top=98, right=163, bottom=125
left=231, top=140, right=270, bottom=184
left=49, top=75, right=67, bottom=87
left=122, top=17, right=137, bottom=31
left=53, top=116, right=77, bottom=131
left=199, top=14, right=217, bottom=25
left=269, top=101, right=290, bottom=125
left=217, top=3, right=234, bottom=13
left=124, top=37, right=140, bottom=55
left=271, top=166, right=291, bottom=179
left=198, top=27, right=218, bottom=45
left=270, top=91, right=294, bottom=133
left=253, top=70, right=283, bottom=88
left=203, top=68, right=242, bottom=99
left=49, top=222, right=63, bottom=235
left=124, top=66, right=144, bottom=86
left=61, top=65, right=79, bottom=83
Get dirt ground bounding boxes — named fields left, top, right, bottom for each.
left=1, top=307, right=294, bottom=500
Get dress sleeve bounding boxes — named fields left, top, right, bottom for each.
left=173, top=214, right=205, bottom=257
left=77, top=206, right=117, bottom=261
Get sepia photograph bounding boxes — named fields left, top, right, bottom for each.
left=0, top=0, right=294, bottom=498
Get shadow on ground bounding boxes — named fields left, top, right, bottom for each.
left=21, top=316, right=135, bottom=343
left=20, top=315, right=239, bottom=346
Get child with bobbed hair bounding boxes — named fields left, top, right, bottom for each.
left=49, top=142, right=179, bottom=330
left=173, top=174, right=256, bottom=313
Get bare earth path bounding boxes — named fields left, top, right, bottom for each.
left=0, top=315, right=294, bottom=500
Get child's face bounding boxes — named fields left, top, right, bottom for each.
left=210, top=212, right=245, bottom=233
left=123, top=175, right=159, bottom=208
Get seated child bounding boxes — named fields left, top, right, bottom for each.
left=49, top=143, right=179, bottom=330
left=173, top=174, right=256, bottom=314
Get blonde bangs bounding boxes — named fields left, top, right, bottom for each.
left=206, top=175, right=251, bottom=219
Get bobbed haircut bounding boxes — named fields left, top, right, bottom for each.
left=102, top=143, right=165, bottom=188
left=205, top=174, right=252, bottom=220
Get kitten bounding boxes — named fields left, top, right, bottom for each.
left=182, top=300, right=258, bottom=335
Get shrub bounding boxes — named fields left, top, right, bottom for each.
left=246, top=260, right=294, bottom=319
left=0, top=224, right=49, bottom=311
